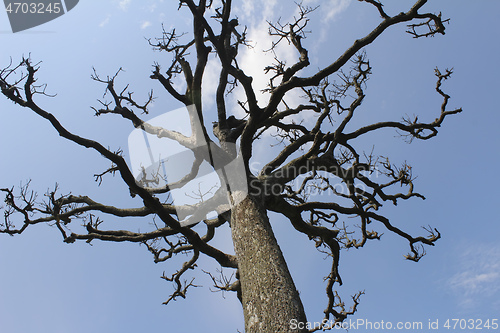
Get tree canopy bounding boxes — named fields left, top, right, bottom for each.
left=1, top=1, right=463, bottom=332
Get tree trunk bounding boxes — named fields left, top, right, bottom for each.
left=231, top=194, right=308, bottom=332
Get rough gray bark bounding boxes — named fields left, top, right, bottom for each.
left=231, top=194, right=307, bottom=332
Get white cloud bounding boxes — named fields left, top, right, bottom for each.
left=119, top=0, right=132, bottom=11
left=201, top=57, right=222, bottom=112
left=225, top=0, right=324, bottom=143
left=141, top=21, right=152, bottom=30
left=447, top=243, right=500, bottom=309
left=263, top=0, right=278, bottom=21
left=322, top=0, right=351, bottom=23
left=234, top=0, right=278, bottom=25
left=235, top=1, right=305, bottom=108
left=297, top=0, right=352, bottom=54
left=243, top=0, right=254, bottom=19
left=450, top=272, right=500, bottom=295
left=147, top=3, right=157, bottom=13
left=235, top=0, right=255, bottom=22
left=300, top=0, right=351, bottom=23
left=99, top=15, right=111, bottom=28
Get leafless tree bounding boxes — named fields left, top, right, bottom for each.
left=0, top=1, right=460, bottom=332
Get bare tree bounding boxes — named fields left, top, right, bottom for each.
left=0, top=1, right=460, bottom=332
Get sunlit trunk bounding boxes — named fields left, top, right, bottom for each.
left=231, top=195, right=307, bottom=332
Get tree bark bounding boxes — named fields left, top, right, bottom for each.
left=231, top=194, right=308, bottom=332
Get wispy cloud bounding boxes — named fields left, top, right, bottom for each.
left=147, top=3, right=157, bottom=13
left=141, top=21, right=152, bottom=30
left=301, top=0, right=351, bottom=23
left=99, top=15, right=111, bottom=28
left=234, top=0, right=278, bottom=25
left=447, top=243, right=500, bottom=310
left=119, top=0, right=132, bottom=11
left=322, top=0, right=351, bottom=23
left=201, top=57, right=222, bottom=111
left=234, top=0, right=255, bottom=22
left=297, top=0, right=352, bottom=54
left=234, top=1, right=303, bottom=108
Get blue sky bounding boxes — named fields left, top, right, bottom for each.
left=0, top=1, right=499, bottom=332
